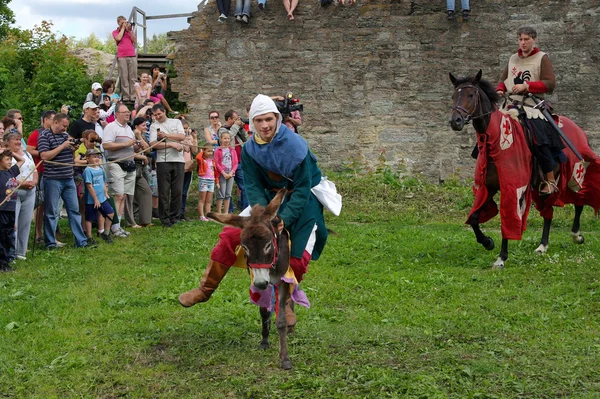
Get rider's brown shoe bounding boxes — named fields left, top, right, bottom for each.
left=178, top=260, right=230, bottom=307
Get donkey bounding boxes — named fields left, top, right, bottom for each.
left=207, top=189, right=295, bottom=370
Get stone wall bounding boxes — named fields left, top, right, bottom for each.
left=169, top=0, right=600, bottom=181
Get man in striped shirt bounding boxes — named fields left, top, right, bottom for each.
left=38, top=113, right=91, bottom=249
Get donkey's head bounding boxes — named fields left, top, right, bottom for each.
left=207, top=189, right=288, bottom=290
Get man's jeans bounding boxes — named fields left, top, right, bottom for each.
left=447, top=0, right=469, bottom=11
left=180, top=171, right=192, bottom=217
left=235, top=0, right=251, bottom=16
left=234, top=164, right=248, bottom=210
left=44, top=178, right=87, bottom=248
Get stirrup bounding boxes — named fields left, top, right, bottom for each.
left=539, top=180, right=559, bottom=196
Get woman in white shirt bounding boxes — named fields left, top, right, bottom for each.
left=4, top=129, right=38, bottom=261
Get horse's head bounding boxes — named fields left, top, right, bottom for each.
left=207, top=189, right=288, bottom=290
left=448, top=69, right=484, bottom=131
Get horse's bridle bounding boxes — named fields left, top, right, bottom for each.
left=451, top=83, right=494, bottom=124
left=246, top=223, right=280, bottom=270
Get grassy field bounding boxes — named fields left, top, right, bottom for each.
left=1, top=171, right=599, bottom=398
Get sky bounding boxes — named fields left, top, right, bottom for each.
left=9, top=0, right=203, bottom=41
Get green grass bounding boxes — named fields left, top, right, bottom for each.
left=1, top=172, right=600, bottom=398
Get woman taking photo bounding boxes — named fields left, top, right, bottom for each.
left=4, top=129, right=38, bottom=261
left=149, top=64, right=177, bottom=114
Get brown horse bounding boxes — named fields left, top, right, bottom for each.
left=207, top=189, right=295, bottom=370
left=449, top=70, right=600, bottom=268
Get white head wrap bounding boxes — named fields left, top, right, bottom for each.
left=249, top=94, right=282, bottom=136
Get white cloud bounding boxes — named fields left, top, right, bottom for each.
left=10, top=0, right=194, bottom=39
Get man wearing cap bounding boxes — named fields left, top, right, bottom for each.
left=178, top=95, right=329, bottom=328
left=113, top=16, right=137, bottom=103
left=69, top=102, right=98, bottom=140
left=38, top=113, right=91, bottom=249
left=102, top=104, right=136, bottom=237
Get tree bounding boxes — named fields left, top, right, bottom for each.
left=0, top=0, right=15, bottom=40
left=0, top=21, right=93, bottom=134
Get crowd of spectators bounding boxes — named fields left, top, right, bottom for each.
left=0, top=14, right=311, bottom=272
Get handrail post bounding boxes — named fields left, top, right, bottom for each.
left=143, top=13, right=148, bottom=53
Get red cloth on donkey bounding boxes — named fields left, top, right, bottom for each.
left=467, top=110, right=532, bottom=240
left=532, top=115, right=600, bottom=219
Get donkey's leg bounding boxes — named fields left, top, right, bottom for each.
left=493, top=239, right=509, bottom=269
left=535, top=217, right=552, bottom=254
left=276, top=284, right=292, bottom=370
left=469, top=210, right=495, bottom=251
left=570, top=205, right=585, bottom=244
left=259, top=307, right=272, bottom=350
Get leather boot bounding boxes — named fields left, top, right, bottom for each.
left=178, top=260, right=229, bottom=307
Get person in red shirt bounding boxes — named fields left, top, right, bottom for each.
left=26, top=110, right=56, bottom=244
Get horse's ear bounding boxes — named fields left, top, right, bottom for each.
left=264, top=188, right=287, bottom=220
left=473, top=69, right=482, bottom=84
left=449, top=72, right=457, bottom=86
left=206, top=212, right=250, bottom=229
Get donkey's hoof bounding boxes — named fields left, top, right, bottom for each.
left=287, top=325, right=295, bottom=336
left=281, top=359, right=292, bottom=370
left=483, top=237, right=495, bottom=251
left=492, top=258, right=505, bottom=270
left=260, top=341, right=270, bottom=351
left=535, top=244, right=548, bottom=254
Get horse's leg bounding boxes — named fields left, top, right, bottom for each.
left=493, top=238, right=508, bottom=269
left=469, top=210, right=495, bottom=251
left=570, top=205, right=585, bottom=244
left=276, top=283, right=292, bottom=370
left=259, top=307, right=271, bottom=350
left=535, top=217, right=552, bottom=254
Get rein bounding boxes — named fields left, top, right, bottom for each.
left=451, top=84, right=495, bottom=125
left=247, top=223, right=280, bottom=270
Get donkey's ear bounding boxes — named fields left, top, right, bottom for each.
left=472, top=69, right=482, bottom=83
left=449, top=72, right=457, bottom=86
left=206, top=212, right=250, bottom=229
left=264, top=188, right=288, bottom=220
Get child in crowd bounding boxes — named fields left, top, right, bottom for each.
left=214, top=130, right=237, bottom=214
left=83, top=149, right=115, bottom=244
left=99, top=95, right=117, bottom=125
left=0, top=149, right=24, bottom=272
left=196, top=146, right=218, bottom=221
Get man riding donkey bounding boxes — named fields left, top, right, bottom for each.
left=179, top=94, right=330, bottom=328
left=495, top=26, right=566, bottom=195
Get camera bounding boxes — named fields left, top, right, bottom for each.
left=69, top=138, right=82, bottom=146
left=131, top=22, right=136, bottom=27
left=274, top=92, right=303, bottom=117
left=240, top=118, right=249, bottom=124
left=63, top=105, right=72, bottom=112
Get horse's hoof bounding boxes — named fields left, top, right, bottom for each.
left=484, top=237, right=495, bottom=251
left=492, top=258, right=505, bottom=270
left=281, top=359, right=292, bottom=370
left=571, top=231, right=584, bottom=244
left=535, top=244, right=548, bottom=254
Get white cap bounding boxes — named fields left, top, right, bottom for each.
left=91, top=82, right=102, bottom=91
left=83, top=101, right=99, bottom=110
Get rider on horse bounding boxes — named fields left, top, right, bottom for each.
left=495, top=26, right=566, bottom=195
